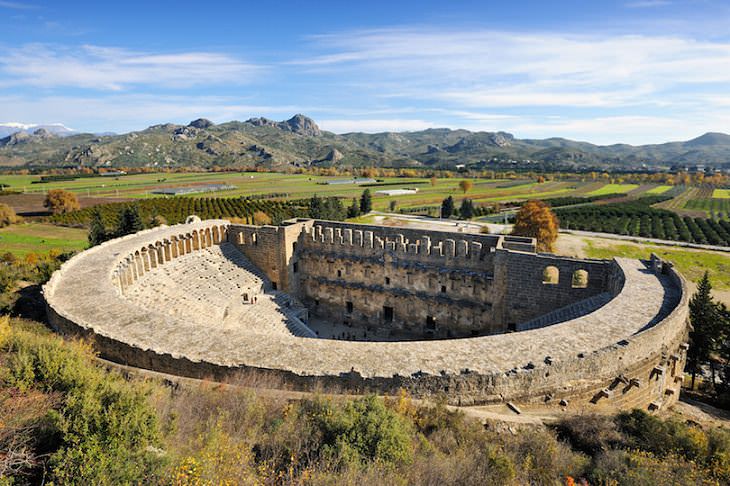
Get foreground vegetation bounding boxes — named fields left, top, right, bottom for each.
left=2, top=317, right=730, bottom=485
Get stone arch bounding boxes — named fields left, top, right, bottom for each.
left=147, top=245, right=157, bottom=269
left=237, top=232, right=245, bottom=245
left=204, top=227, right=212, bottom=247
left=572, top=269, right=589, bottom=288
left=170, top=237, right=179, bottom=259
left=212, top=225, right=220, bottom=244
left=192, top=230, right=200, bottom=250
left=219, top=225, right=228, bottom=242
left=139, top=248, right=150, bottom=272
left=156, top=241, right=166, bottom=264
left=542, top=266, right=559, bottom=285
left=184, top=234, right=192, bottom=253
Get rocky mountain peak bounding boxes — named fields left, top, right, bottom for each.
left=188, top=118, right=214, bottom=129
left=282, top=114, right=321, bottom=137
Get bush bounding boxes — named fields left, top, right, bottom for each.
left=0, top=203, right=21, bottom=227
left=1, top=319, right=164, bottom=483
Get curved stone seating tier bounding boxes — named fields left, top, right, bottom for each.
left=44, top=219, right=689, bottom=409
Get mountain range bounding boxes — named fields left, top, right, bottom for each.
left=1, top=115, right=729, bottom=171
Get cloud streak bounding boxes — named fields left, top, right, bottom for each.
left=0, top=44, right=261, bottom=90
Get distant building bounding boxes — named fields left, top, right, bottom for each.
left=151, top=184, right=236, bottom=195
left=375, top=188, right=419, bottom=196
left=325, top=178, right=377, bottom=185
left=100, top=170, right=127, bottom=176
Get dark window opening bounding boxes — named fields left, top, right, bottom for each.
left=440, top=285, right=447, bottom=293
left=292, top=242, right=298, bottom=252
left=426, top=316, right=436, bottom=330
left=314, top=299, right=319, bottom=306
left=337, top=269, right=342, bottom=278
left=385, top=277, right=391, bottom=285
left=271, top=281, right=278, bottom=290
left=293, top=262, right=298, bottom=273
left=383, top=306, right=394, bottom=322
left=508, top=322, right=516, bottom=332
left=346, top=301, right=353, bottom=314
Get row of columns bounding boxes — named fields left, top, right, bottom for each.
left=112, top=224, right=228, bottom=294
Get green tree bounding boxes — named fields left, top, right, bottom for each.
left=389, top=200, right=398, bottom=212
left=309, top=194, right=323, bottom=219
left=116, top=205, right=144, bottom=237
left=687, top=272, right=723, bottom=390
left=441, top=196, right=454, bottom=219
left=359, top=189, right=372, bottom=214
left=459, top=199, right=475, bottom=219
left=88, top=209, right=108, bottom=247
left=347, top=198, right=360, bottom=218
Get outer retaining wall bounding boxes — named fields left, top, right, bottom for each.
left=44, top=220, right=689, bottom=412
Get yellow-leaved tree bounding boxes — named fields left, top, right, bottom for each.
left=512, top=200, right=559, bottom=253
left=44, top=189, right=80, bottom=214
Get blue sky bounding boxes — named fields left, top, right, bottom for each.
left=1, top=0, right=729, bottom=144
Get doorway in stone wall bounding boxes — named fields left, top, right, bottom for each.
left=383, top=306, right=394, bottom=322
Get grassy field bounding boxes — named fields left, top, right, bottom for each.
left=0, top=222, right=88, bottom=257
left=683, top=193, right=730, bottom=220
left=0, top=172, right=676, bottom=213
left=583, top=240, right=730, bottom=290
left=645, top=185, right=672, bottom=195
left=714, top=189, right=730, bottom=199
left=587, top=183, right=639, bottom=196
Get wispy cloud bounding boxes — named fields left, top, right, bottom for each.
left=318, top=118, right=439, bottom=133
left=0, top=44, right=262, bottom=90
left=0, top=1, right=37, bottom=9
left=298, top=28, right=730, bottom=110
left=625, top=0, right=672, bottom=8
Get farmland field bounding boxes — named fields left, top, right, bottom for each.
left=586, top=183, right=639, bottom=196
left=0, top=172, right=678, bottom=215
left=0, top=222, right=88, bottom=257
left=645, top=185, right=672, bottom=195
left=683, top=187, right=730, bottom=220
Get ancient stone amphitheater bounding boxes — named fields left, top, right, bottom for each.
left=44, top=217, right=689, bottom=412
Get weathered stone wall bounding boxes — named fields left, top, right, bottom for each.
left=44, top=218, right=690, bottom=413
left=44, top=259, right=688, bottom=411
left=494, top=250, right=620, bottom=327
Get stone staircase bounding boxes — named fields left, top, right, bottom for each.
left=516, top=292, right=613, bottom=331
left=220, top=242, right=317, bottom=338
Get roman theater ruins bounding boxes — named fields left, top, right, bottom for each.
left=44, top=217, right=690, bottom=411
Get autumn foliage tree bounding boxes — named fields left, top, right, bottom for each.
left=0, top=203, right=20, bottom=227
left=43, top=189, right=80, bottom=214
left=512, top=200, right=559, bottom=252
left=458, top=180, right=473, bottom=194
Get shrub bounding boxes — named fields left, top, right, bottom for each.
left=0, top=203, right=20, bottom=227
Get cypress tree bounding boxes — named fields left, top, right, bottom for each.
left=88, top=209, right=108, bottom=247
left=359, top=189, right=373, bottom=214
left=688, top=272, right=721, bottom=390
left=116, top=205, right=144, bottom=237
left=459, top=199, right=475, bottom=219
left=347, top=198, right=360, bottom=219
left=441, top=196, right=454, bottom=219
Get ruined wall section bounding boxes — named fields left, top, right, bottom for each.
left=493, top=250, right=621, bottom=327
left=227, top=220, right=313, bottom=291
left=294, top=222, right=504, bottom=337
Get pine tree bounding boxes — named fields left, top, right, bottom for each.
left=359, top=189, right=373, bottom=214
left=459, top=199, right=475, bottom=219
left=347, top=198, right=360, bottom=219
left=116, top=205, right=144, bottom=237
left=88, top=209, right=108, bottom=247
left=687, top=272, right=721, bottom=390
left=309, top=194, right=323, bottom=219
left=441, top=196, right=454, bottom=219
